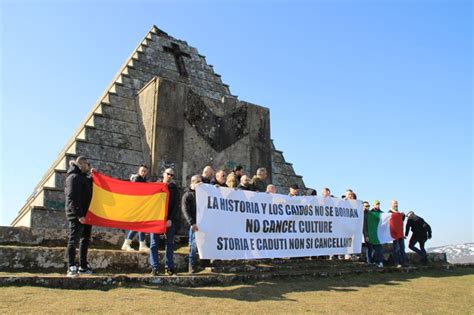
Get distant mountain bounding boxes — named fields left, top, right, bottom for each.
left=428, top=243, right=474, bottom=264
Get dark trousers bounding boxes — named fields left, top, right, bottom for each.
left=66, top=218, right=92, bottom=268
left=372, top=244, right=384, bottom=264
left=409, top=237, right=427, bottom=259
left=126, top=230, right=146, bottom=242
left=364, top=242, right=374, bottom=263
left=392, top=238, right=408, bottom=265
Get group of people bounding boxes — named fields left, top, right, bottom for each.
left=64, top=156, right=432, bottom=277
left=361, top=199, right=432, bottom=268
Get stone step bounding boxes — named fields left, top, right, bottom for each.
left=86, top=114, right=140, bottom=136
left=271, top=150, right=286, bottom=164
left=30, top=187, right=64, bottom=211
left=68, top=140, right=144, bottom=166
left=44, top=170, right=67, bottom=189
left=0, top=226, right=189, bottom=249
left=1, top=264, right=469, bottom=289
left=116, top=74, right=143, bottom=91
left=101, top=93, right=136, bottom=111
left=108, top=83, right=137, bottom=99
left=0, top=245, right=186, bottom=273
left=100, top=103, right=139, bottom=124
left=129, top=57, right=227, bottom=97
left=0, top=243, right=447, bottom=274
left=272, top=161, right=297, bottom=177
left=81, top=126, right=143, bottom=152
left=62, top=153, right=140, bottom=181
left=126, top=65, right=223, bottom=101
left=210, top=253, right=448, bottom=273
left=272, top=172, right=306, bottom=192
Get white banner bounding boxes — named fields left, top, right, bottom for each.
left=195, top=184, right=363, bottom=260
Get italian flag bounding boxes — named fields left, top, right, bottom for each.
left=368, top=211, right=404, bottom=245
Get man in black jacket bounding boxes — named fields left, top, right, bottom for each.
left=182, top=175, right=202, bottom=273
left=237, top=175, right=254, bottom=191
left=362, top=201, right=373, bottom=264
left=149, top=168, right=180, bottom=276
left=64, top=156, right=93, bottom=277
left=370, top=200, right=385, bottom=268
left=406, top=211, right=432, bottom=264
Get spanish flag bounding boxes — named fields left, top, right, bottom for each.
left=85, top=171, right=169, bottom=233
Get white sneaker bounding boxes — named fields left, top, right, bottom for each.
left=377, top=263, right=384, bottom=268
left=67, top=266, right=79, bottom=277
left=121, top=239, right=135, bottom=251
left=139, top=241, right=150, bottom=253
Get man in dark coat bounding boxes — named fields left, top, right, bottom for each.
left=210, top=169, right=228, bottom=187
left=64, top=156, right=93, bottom=277
left=237, top=175, right=254, bottom=191
left=362, top=201, right=373, bottom=264
left=251, top=168, right=267, bottom=192
left=149, top=168, right=181, bottom=276
left=406, top=211, right=432, bottom=264
left=182, top=175, right=202, bottom=273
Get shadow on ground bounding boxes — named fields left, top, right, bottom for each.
left=136, top=267, right=473, bottom=302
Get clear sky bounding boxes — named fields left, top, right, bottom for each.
left=0, top=0, right=472, bottom=247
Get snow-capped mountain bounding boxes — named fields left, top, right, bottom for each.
left=428, top=243, right=474, bottom=264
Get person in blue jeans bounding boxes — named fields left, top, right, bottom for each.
left=181, top=175, right=203, bottom=273
left=121, top=166, right=149, bottom=253
left=122, top=230, right=148, bottom=252
left=149, top=168, right=181, bottom=276
left=389, top=200, right=409, bottom=267
left=370, top=200, right=385, bottom=268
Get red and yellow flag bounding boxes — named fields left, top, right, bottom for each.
left=85, top=171, right=169, bottom=233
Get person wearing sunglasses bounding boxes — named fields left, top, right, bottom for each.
left=65, top=156, right=93, bottom=277
left=149, top=168, right=179, bottom=276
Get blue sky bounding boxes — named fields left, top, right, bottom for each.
left=0, top=0, right=472, bottom=247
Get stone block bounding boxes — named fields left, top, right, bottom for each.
left=91, top=115, right=140, bottom=136
left=44, top=170, right=66, bottom=189
left=31, top=188, right=64, bottom=211
left=101, top=105, right=138, bottom=124
left=0, top=246, right=187, bottom=272
left=104, top=93, right=136, bottom=111
left=272, top=162, right=296, bottom=176
left=110, top=84, right=137, bottom=99
left=73, top=141, right=144, bottom=166
left=83, top=127, right=142, bottom=152
left=272, top=150, right=286, bottom=164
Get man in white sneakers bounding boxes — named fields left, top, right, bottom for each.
left=121, top=165, right=150, bottom=253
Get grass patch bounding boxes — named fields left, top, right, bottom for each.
left=1, top=268, right=473, bottom=314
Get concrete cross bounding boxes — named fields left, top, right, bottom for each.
left=163, top=43, right=191, bottom=76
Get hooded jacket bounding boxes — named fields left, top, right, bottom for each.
left=406, top=214, right=432, bottom=240
left=64, top=162, right=93, bottom=220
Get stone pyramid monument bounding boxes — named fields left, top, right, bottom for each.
left=11, top=25, right=306, bottom=229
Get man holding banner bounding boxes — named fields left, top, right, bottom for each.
left=194, top=183, right=363, bottom=260
left=84, top=168, right=170, bottom=275
left=182, top=175, right=203, bottom=273
left=388, top=200, right=408, bottom=267
left=368, top=200, right=385, bottom=268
